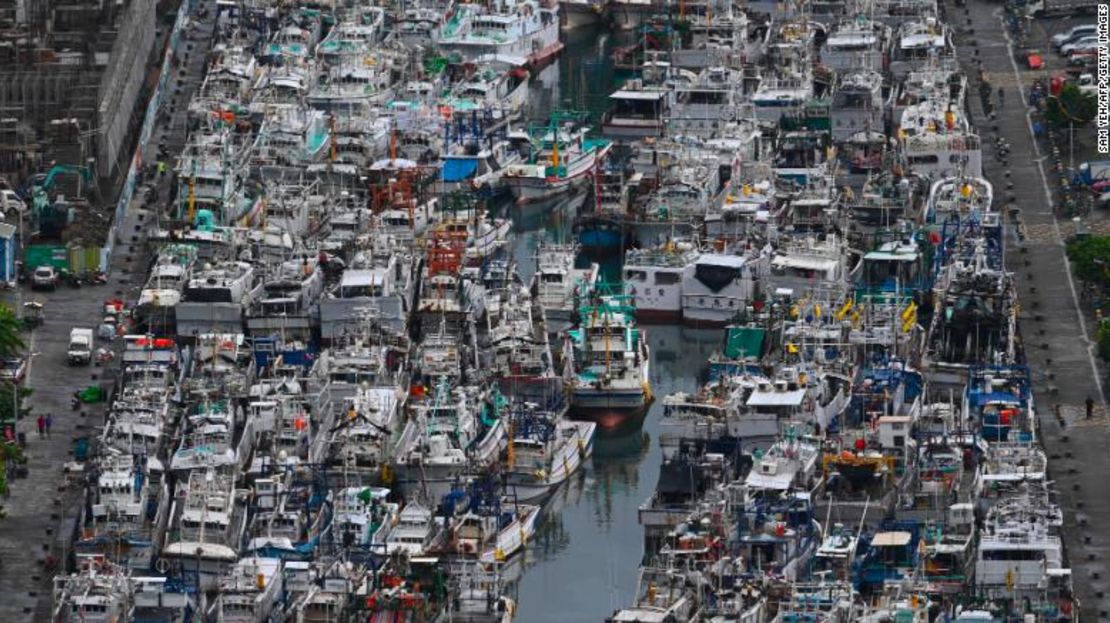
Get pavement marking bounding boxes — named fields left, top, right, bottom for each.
left=995, top=7, right=1106, bottom=404
left=24, top=328, right=35, bottom=389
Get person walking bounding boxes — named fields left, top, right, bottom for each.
left=36, top=415, right=45, bottom=438
left=997, top=86, right=1004, bottom=109
left=1087, top=396, right=1096, bottom=420
left=45, top=414, right=52, bottom=438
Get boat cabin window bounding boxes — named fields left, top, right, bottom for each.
left=833, top=90, right=875, bottom=109
left=678, top=90, right=726, bottom=105
left=625, top=270, right=648, bottom=282
left=863, top=257, right=919, bottom=286
left=655, top=272, right=680, bottom=285
left=540, top=273, right=564, bottom=283
left=907, top=154, right=939, bottom=165
left=610, top=97, right=663, bottom=120
left=981, top=549, right=1045, bottom=561
left=340, top=283, right=383, bottom=297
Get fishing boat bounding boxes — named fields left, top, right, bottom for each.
left=449, top=481, right=542, bottom=563
left=385, top=502, right=438, bottom=557
left=503, top=112, right=612, bottom=205
left=503, top=402, right=596, bottom=501
left=392, top=382, right=508, bottom=501
left=133, top=244, right=197, bottom=336
left=964, top=365, right=1034, bottom=443
left=606, top=566, right=700, bottom=622
left=212, top=556, right=285, bottom=622
left=680, top=251, right=768, bottom=327
left=564, top=293, right=652, bottom=426
left=161, top=469, right=247, bottom=590
left=437, top=0, right=560, bottom=63
left=623, top=241, right=699, bottom=323
left=530, top=242, right=599, bottom=334
left=52, top=556, right=134, bottom=623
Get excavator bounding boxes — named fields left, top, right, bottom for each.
left=20, top=164, right=96, bottom=238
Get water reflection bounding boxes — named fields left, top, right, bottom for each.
left=509, top=324, right=719, bottom=622
left=500, top=27, right=723, bottom=620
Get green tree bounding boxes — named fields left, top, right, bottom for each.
left=1045, top=84, right=1097, bottom=129
left=1099, top=319, right=1110, bottom=363
left=1066, top=236, right=1110, bottom=289
left=0, top=304, right=23, bottom=359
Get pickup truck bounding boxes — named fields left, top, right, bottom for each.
left=67, top=328, right=93, bottom=366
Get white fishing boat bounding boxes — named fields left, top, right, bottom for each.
left=385, top=502, right=439, bottom=556
left=503, top=114, right=613, bottom=204
left=565, top=294, right=652, bottom=423
left=393, top=383, right=508, bottom=501
left=531, top=242, right=599, bottom=333
left=503, top=404, right=596, bottom=501
left=453, top=501, right=542, bottom=563
left=162, top=469, right=247, bottom=590
left=176, top=260, right=264, bottom=338
left=437, top=0, right=560, bottom=63
left=623, top=241, right=699, bottom=323
left=680, top=251, right=768, bottom=327
left=52, top=556, right=134, bottom=623
left=602, top=78, right=671, bottom=138
left=213, top=557, right=284, bottom=623
left=333, top=486, right=399, bottom=552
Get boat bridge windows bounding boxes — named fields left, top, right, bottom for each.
left=608, top=90, right=668, bottom=120
left=860, top=249, right=922, bottom=291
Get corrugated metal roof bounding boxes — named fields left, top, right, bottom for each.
left=772, top=255, right=839, bottom=271
left=610, top=90, right=668, bottom=101
left=747, top=389, right=806, bottom=406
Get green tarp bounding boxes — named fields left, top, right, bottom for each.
left=724, top=327, right=766, bottom=360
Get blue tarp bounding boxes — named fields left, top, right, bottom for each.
left=442, top=158, right=479, bottom=182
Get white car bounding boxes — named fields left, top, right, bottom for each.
left=1061, top=35, right=1098, bottom=56
left=30, top=266, right=57, bottom=291
left=1053, top=24, right=1096, bottom=49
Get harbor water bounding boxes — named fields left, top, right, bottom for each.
left=506, top=26, right=720, bottom=621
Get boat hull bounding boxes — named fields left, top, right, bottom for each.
left=578, top=225, right=624, bottom=254
left=478, top=505, right=542, bottom=563
left=608, top=1, right=649, bottom=30
left=633, top=308, right=683, bottom=324
left=505, top=422, right=596, bottom=502
left=560, top=1, right=605, bottom=29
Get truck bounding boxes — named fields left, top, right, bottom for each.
left=67, top=328, right=93, bottom=366
left=1074, top=161, right=1110, bottom=188
left=1025, top=0, right=1097, bottom=16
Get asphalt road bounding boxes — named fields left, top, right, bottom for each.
left=0, top=0, right=218, bottom=619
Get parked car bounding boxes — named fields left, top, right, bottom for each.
left=30, top=266, right=57, bottom=291
left=1068, top=48, right=1099, bottom=66
left=1053, top=24, right=1097, bottom=48
left=1060, top=35, right=1098, bottom=56
left=0, top=357, right=27, bottom=384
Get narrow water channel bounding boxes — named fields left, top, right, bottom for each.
left=501, top=27, right=724, bottom=621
